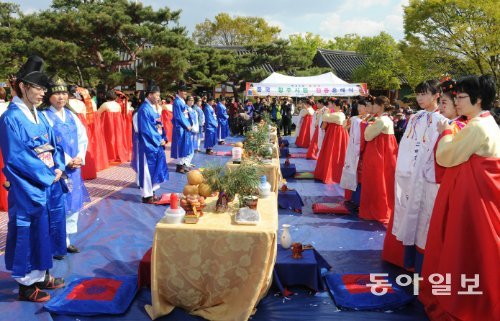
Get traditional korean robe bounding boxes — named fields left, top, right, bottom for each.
left=0, top=97, right=65, bottom=277
left=171, top=96, right=192, bottom=159
left=136, top=99, right=169, bottom=196
left=313, top=111, right=349, bottom=184
left=204, top=103, right=218, bottom=149
left=392, top=110, right=444, bottom=249
left=295, top=107, right=314, bottom=148
left=358, top=114, right=398, bottom=224
left=340, top=116, right=363, bottom=191
left=420, top=111, right=500, bottom=321
left=43, top=107, right=90, bottom=247
left=216, top=102, right=229, bottom=141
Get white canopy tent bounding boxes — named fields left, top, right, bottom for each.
left=260, top=72, right=348, bottom=85
left=245, top=72, right=366, bottom=97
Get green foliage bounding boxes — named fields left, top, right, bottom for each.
left=201, top=162, right=225, bottom=193
left=324, top=34, right=362, bottom=51
left=352, top=32, right=402, bottom=90
left=224, top=161, right=262, bottom=199
left=1, top=0, right=190, bottom=88
left=0, top=3, right=30, bottom=76
left=404, top=0, right=499, bottom=85
left=243, top=124, right=270, bottom=158
left=192, top=13, right=281, bottom=46
left=201, top=161, right=261, bottom=201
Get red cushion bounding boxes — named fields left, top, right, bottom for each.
left=312, top=202, right=350, bottom=214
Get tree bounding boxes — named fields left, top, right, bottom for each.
left=352, top=32, right=402, bottom=90
left=404, top=0, right=499, bottom=85
left=397, top=41, right=470, bottom=89
left=288, top=32, right=327, bottom=62
left=325, top=34, right=362, bottom=51
left=3, top=0, right=191, bottom=89
left=0, top=3, right=31, bottom=77
left=192, top=13, right=281, bottom=46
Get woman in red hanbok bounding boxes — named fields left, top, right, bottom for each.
left=294, top=100, right=314, bottom=148
left=161, top=96, right=174, bottom=142
left=359, top=96, right=398, bottom=224
left=313, top=98, right=349, bottom=184
left=419, top=75, right=499, bottom=321
left=70, top=87, right=99, bottom=179
left=115, top=90, right=133, bottom=160
left=98, top=90, right=129, bottom=163
left=306, top=99, right=326, bottom=160
left=0, top=89, right=8, bottom=210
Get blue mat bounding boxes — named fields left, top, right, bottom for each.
left=0, top=136, right=429, bottom=321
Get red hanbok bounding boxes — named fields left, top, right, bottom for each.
left=314, top=116, right=349, bottom=184
left=419, top=112, right=499, bottom=321
left=359, top=116, right=398, bottom=224
left=161, top=109, right=173, bottom=142
left=115, top=90, right=133, bottom=159
left=0, top=150, right=8, bottom=211
left=100, top=111, right=129, bottom=163
left=306, top=125, right=319, bottom=159
left=295, top=114, right=312, bottom=148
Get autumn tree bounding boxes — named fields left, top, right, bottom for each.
left=192, top=13, right=281, bottom=46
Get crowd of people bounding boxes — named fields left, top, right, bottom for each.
left=0, top=54, right=498, bottom=321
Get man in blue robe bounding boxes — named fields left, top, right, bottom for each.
left=171, top=83, right=193, bottom=174
left=216, top=98, right=229, bottom=145
left=0, top=56, right=66, bottom=302
left=136, top=82, right=169, bottom=203
left=203, top=97, right=218, bottom=154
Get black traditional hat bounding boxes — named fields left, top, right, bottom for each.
left=16, top=55, right=49, bottom=89
left=47, top=75, right=68, bottom=96
left=146, top=80, right=160, bottom=94
left=176, top=80, right=189, bottom=92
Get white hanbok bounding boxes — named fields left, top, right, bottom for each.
left=340, top=116, right=363, bottom=191
left=392, top=110, right=445, bottom=249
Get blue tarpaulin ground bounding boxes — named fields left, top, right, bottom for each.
left=0, top=136, right=429, bottom=321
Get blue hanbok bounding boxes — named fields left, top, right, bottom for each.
left=171, top=96, right=193, bottom=159
left=0, top=97, right=65, bottom=277
left=188, top=106, right=200, bottom=150
left=194, top=104, right=205, bottom=141
left=216, top=102, right=229, bottom=140
left=204, top=103, right=218, bottom=149
left=137, top=100, right=169, bottom=188
left=43, top=107, right=90, bottom=254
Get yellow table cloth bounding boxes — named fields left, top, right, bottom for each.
left=225, top=158, right=282, bottom=193
left=146, top=193, right=278, bottom=321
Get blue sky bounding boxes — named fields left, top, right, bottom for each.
left=12, top=0, right=409, bottom=41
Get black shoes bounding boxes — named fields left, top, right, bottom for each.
left=206, top=149, right=214, bottom=155
left=218, top=141, right=225, bottom=145
left=67, top=244, right=80, bottom=253
left=34, top=273, right=65, bottom=290
left=18, top=273, right=66, bottom=302
left=18, top=284, right=51, bottom=302
left=176, top=164, right=186, bottom=174
left=53, top=244, right=80, bottom=260
left=142, top=195, right=161, bottom=204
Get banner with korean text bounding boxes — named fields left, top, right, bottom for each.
left=245, top=82, right=368, bottom=97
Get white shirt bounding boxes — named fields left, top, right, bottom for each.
left=12, top=96, right=39, bottom=124
left=68, top=98, right=87, bottom=115
left=42, top=106, right=89, bottom=166
left=0, top=100, right=8, bottom=116
left=98, top=101, right=122, bottom=113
